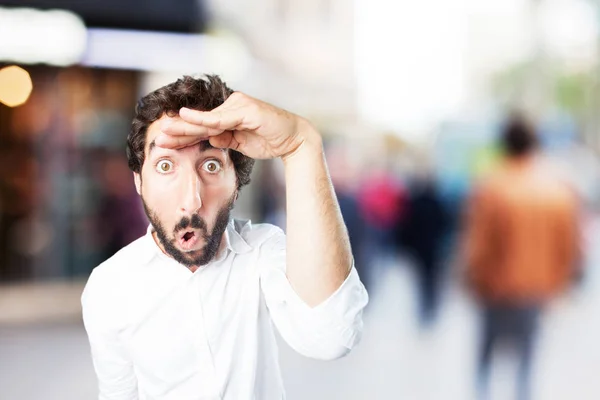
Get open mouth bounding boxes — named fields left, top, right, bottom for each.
left=178, top=230, right=199, bottom=250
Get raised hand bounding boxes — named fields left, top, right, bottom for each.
left=156, top=92, right=313, bottom=160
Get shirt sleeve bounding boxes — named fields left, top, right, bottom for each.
left=81, top=269, right=139, bottom=400
left=258, top=229, right=369, bottom=361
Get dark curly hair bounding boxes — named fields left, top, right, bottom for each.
left=127, top=74, right=254, bottom=190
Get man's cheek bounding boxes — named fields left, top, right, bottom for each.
left=147, top=190, right=169, bottom=207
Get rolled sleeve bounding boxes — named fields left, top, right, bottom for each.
left=259, top=231, right=369, bottom=360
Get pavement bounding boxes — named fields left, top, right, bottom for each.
left=2, top=232, right=600, bottom=399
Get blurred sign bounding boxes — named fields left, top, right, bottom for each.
left=0, top=0, right=205, bottom=33
left=0, top=7, right=87, bottom=66
left=0, top=4, right=227, bottom=70
left=82, top=28, right=252, bottom=80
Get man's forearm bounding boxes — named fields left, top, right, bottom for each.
left=282, top=119, right=353, bottom=307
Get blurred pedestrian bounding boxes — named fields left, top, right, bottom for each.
left=397, top=176, right=448, bottom=327
left=357, top=166, right=407, bottom=285
left=462, top=113, right=581, bottom=400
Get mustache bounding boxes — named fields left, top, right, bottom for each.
left=174, top=214, right=207, bottom=233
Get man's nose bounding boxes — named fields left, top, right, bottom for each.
left=181, top=173, right=202, bottom=214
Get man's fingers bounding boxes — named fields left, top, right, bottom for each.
left=208, top=131, right=240, bottom=151
left=161, top=118, right=224, bottom=137
left=179, top=107, right=245, bottom=131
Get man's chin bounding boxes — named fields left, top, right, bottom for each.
left=183, top=257, right=203, bottom=267
left=174, top=251, right=207, bottom=268
left=176, top=246, right=205, bottom=259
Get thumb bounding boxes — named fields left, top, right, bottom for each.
left=209, top=131, right=240, bottom=150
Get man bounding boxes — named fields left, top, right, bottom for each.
left=81, top=75, right=369, bottom=400
left=398, top=176, right=448, bottom=328
left=463, top=114, right=580, bottom=400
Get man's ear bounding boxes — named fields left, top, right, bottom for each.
left=133, top=172, right=142, bottom=195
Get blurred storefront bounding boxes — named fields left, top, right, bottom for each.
left=0, top=66, right=144, bottom=281
left=0, top=1, right=210, bottom=281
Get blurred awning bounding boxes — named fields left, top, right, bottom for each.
left=0, top=4, right=251, bottom=75
left=0, top=0, right=207, bottom=33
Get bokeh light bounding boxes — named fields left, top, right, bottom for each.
left=0, top=65, right=33, bottom=107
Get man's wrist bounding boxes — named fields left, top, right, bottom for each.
left=281, top=118, right=323, bottom=165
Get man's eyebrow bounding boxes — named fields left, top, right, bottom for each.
left=198, top=140, right=216, bottom=152
left=148, top=139, right=156, bottom=155
left=147, top=139, right=222, bottom=156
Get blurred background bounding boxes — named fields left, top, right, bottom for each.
left=1, top=0, right=600, bottom=399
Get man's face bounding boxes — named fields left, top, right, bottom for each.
left=134, top=114, right=238, bottom=267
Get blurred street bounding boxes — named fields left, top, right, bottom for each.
left=2, top=215, right=600, bottom=400
left=2, top=1, right=600, bottom=399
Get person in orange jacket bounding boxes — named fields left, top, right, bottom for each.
left=463, top=113, right=581, bottom=400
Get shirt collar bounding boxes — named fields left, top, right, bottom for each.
left=141, top=219, right=253, bottom=265
left=140, top=224, right=161, bottom=264
left=225, top=219, right=253, bottom=254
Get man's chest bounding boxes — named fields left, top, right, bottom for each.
left=119, top=256, right=266, bottom=379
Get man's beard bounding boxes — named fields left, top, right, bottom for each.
left=142, top=193, right=235, bottom=267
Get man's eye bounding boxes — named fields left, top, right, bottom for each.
left=156, top=160, right=173, bottom=173
left=203, top=160, right=222, bottom=173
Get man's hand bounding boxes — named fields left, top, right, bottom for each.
left=156, top=92, right=313, bottom=160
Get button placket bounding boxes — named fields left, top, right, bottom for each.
left=187, top=273, right=219, bottom=397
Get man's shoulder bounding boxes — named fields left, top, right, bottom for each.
left=81, top=236, right=150, bottom=323
left=86, top=235, right=150, bottom=288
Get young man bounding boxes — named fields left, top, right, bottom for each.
left=81, top=75, right=369, bottom=400
left=463, top=114, right=580, bottom=400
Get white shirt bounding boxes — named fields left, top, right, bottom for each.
left=82, top=219, right=368, bottom=400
